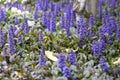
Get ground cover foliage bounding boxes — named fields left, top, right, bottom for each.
left=0, top=0, right=120, bottom=80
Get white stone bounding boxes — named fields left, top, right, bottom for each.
left=11, top=7, right=17, bottom=13
left=28, top=20, right=35, bottom=26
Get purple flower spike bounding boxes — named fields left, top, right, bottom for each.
left=0, top=28, right=4, bottom=47
left=89, top=14, right=94, bottom=26
left=22, top=16, right=30, bottom=34
left=0, top=9, right=6, bottom=23
left=41, top=12, right=47, bottom=29
left=54, top=3, right=60, bottom=16
left=68, top=50, right=76, bottom=65
left=99, top=39, right=105, bottom=52
left=99, top=56, right=109, bottom=72
left=33, top=4, right=39, bottom=20
left=50, top=13, right=56, bottom=33
left=62, top=66, right=72, bottom=78
left=108, top=0, right=116, bottom=9
left=57, top=53, right=66, bottom=69
left=60, top=14, right=65, bottom=29
left=8, top=25, right=15, bottom=53
left=49, top=1, right=54, bottom=11
left=76, top=16, right=85, bottom=38
left=39, top=31, right=44, bottom=42
left=91, top=40, right=101, bottom=57
left=18, top=34, right=22, bottom=44
left=117, top=23, right=120, bottom=41
left=39, top=46, right=46, bottom=67
left=3, top=48, right=8, bottom=57
left=14, top=16, right=19, bottom=25
left=98, top=0, right=102, bottom=20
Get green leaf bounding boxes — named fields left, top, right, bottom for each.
left=0, top=55, right=4, bottom=61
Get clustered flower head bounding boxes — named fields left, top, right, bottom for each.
left=36, top=0, right=48, bottom=11
left=99, top=13, right=117, bottom=44
left=57, top=51, right=75, bottom=78
left=5, top=1, right=24, bottom=10
left=91, top=38, right=106, bottom=57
